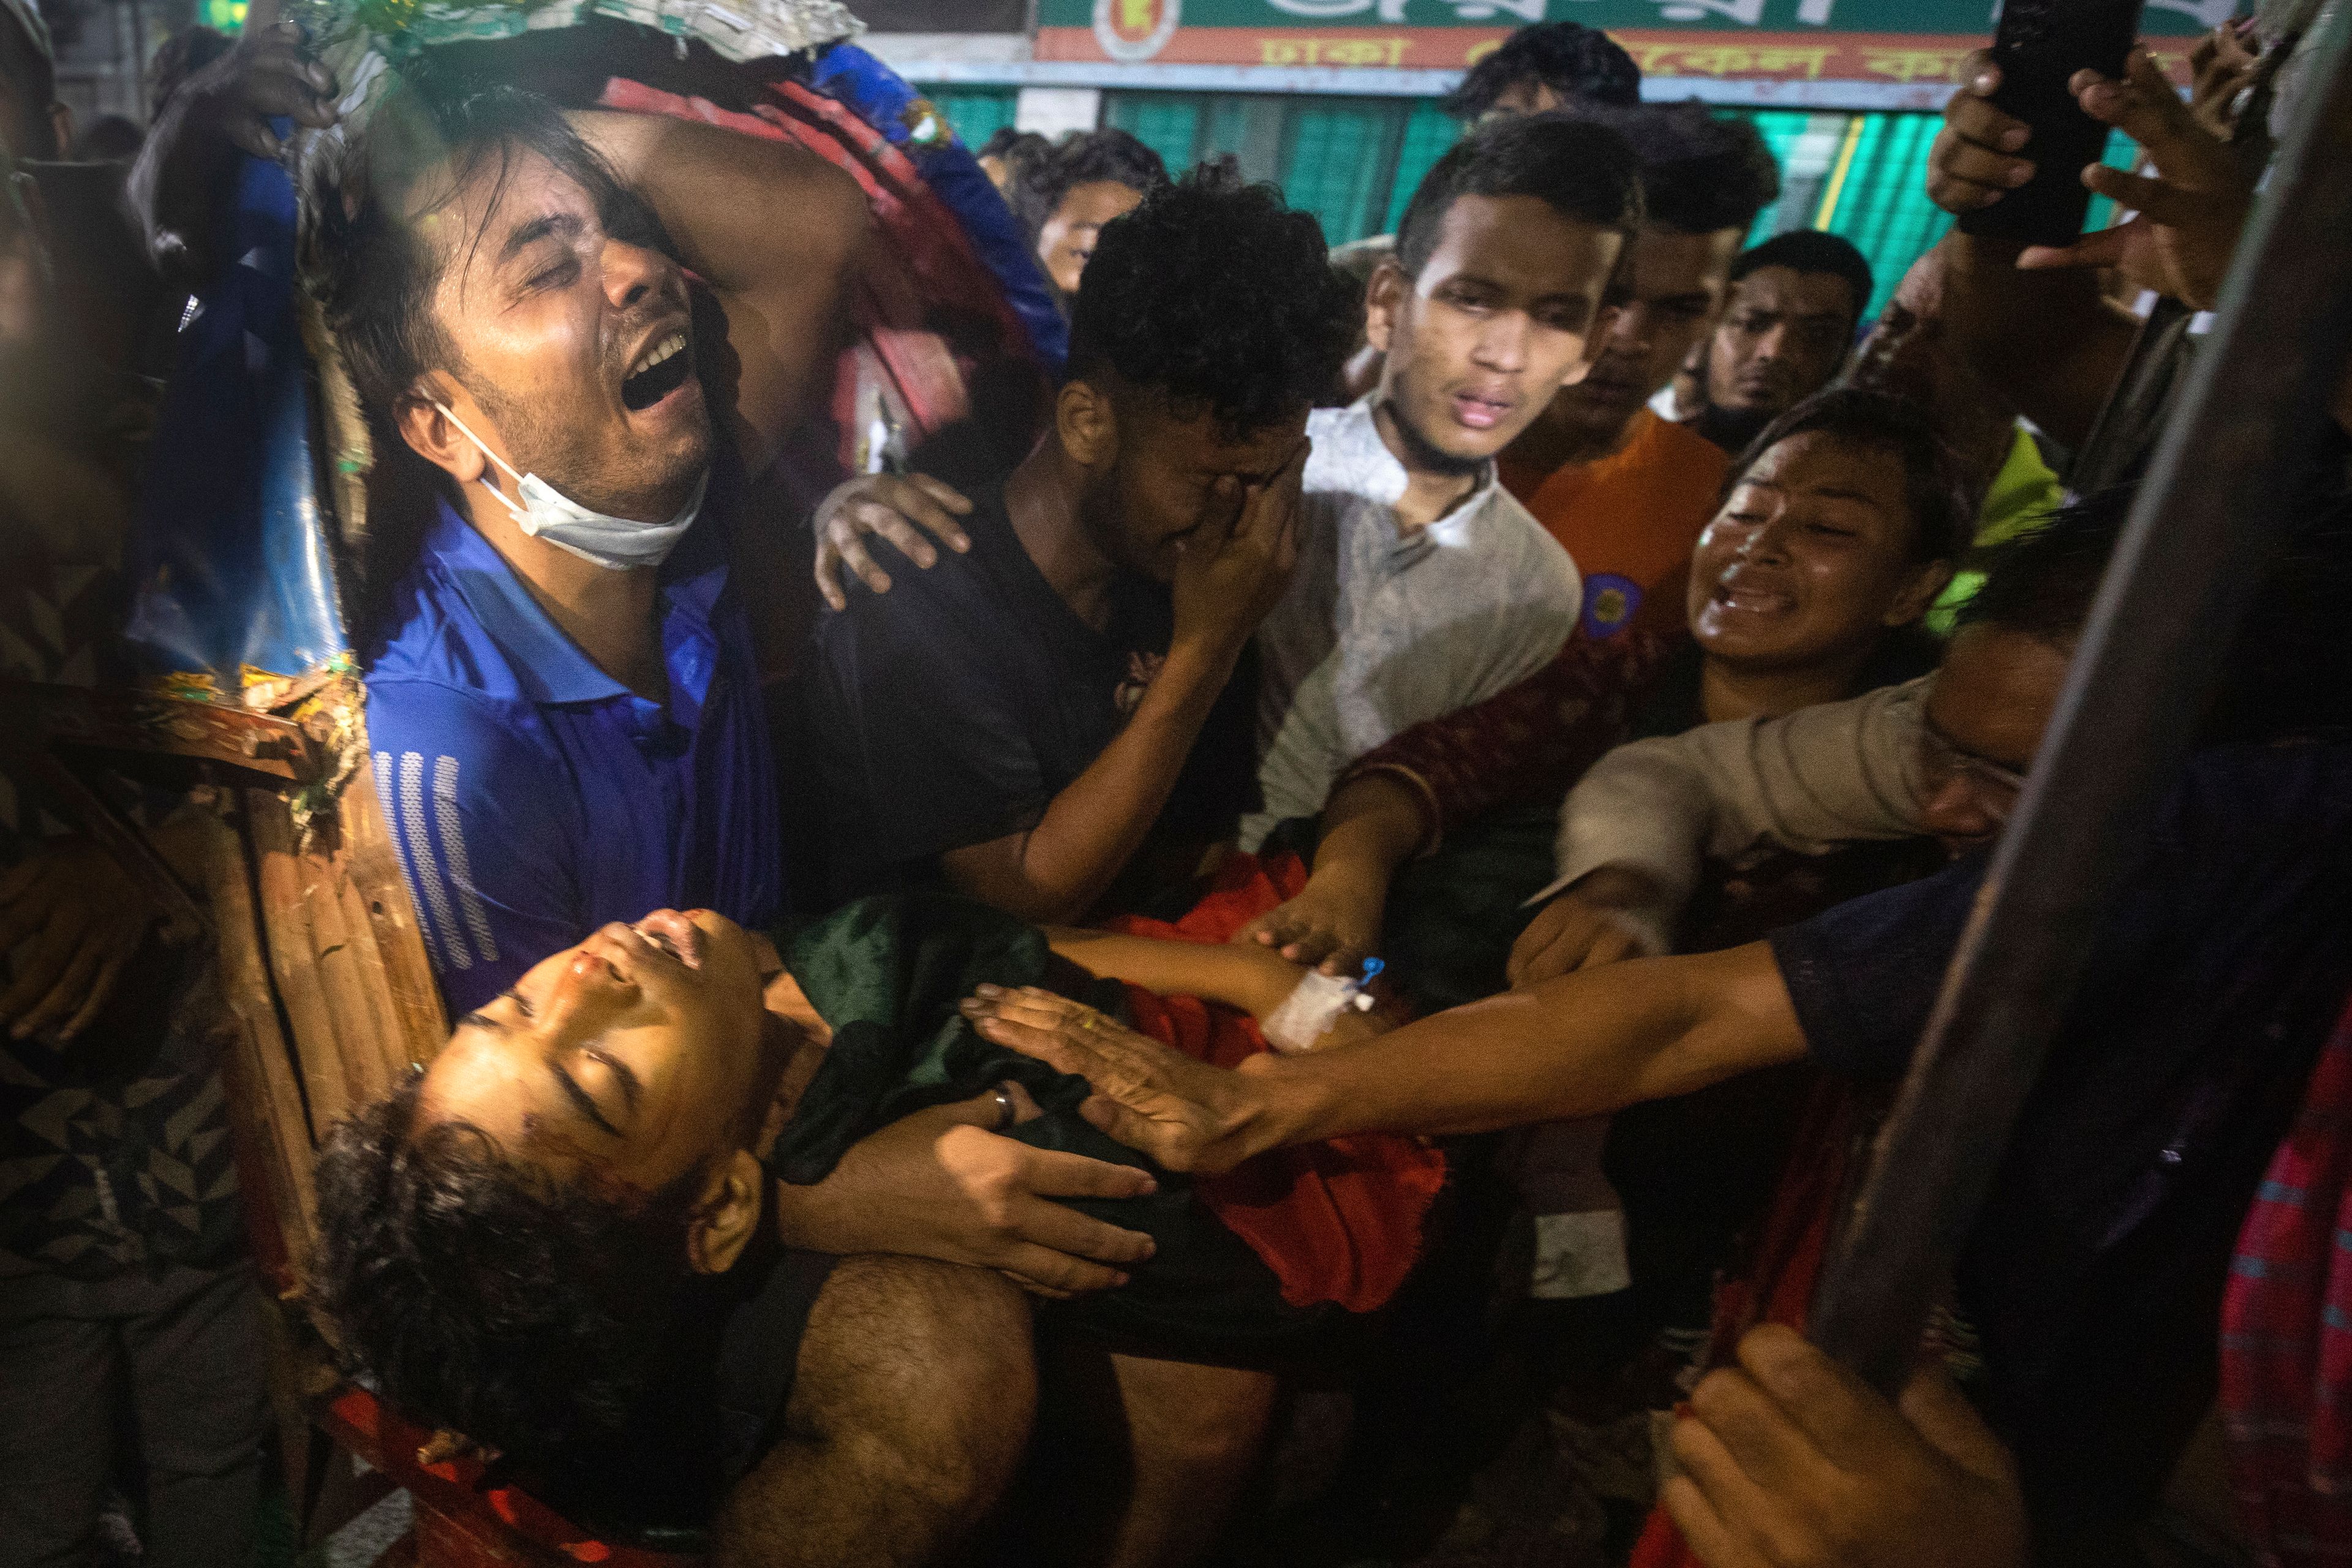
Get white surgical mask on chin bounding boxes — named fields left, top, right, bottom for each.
left=432, top=401, right=704, bottom=571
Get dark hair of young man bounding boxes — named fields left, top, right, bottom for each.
left=1608, top=101, right=1780, bottom=238
left=309, top=1076, right=715, bottom=1483
left=1728, top=228, right=1875, bottom=331
left=1952, top=488, right=2125, bottom=645
left=1441, top=21, right=1642, bottom=119
left=976, top=125, right=1047, bottom=164
left=1726, top=386, right=1973, bottom=566
left=309, top=85, right=670, bottom=423
left=1013, top=126, right=1168, bottom=236
left=1392, top=113, right=1643, bottom=280
left=1066, top=167, right=1359, bottom=438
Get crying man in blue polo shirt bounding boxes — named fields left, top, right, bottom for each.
left=319, top=85, right=869, bottom=1015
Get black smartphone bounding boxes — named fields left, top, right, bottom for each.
left=1956, top=0, right=2146, bottom=246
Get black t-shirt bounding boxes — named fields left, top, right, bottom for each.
left=800, top=476, right=1256, bottom=908
left=1767, top=737, right=2352, bottom=1531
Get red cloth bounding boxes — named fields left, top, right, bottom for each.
left=1106, top=852, right=1447, bottom=1316
left=1110, top=846, right=1312, bottom=948
left=323, top=1387, right=681, bottom=1566
left=2220, top=992, right=2352, bottom=1566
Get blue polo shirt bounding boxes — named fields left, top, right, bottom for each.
left=364, top=499, right=782, bottom=1016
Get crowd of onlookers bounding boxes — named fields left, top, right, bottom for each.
left=3, top=6, right=2350, bottom=1567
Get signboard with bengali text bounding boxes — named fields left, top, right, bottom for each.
left=1040, top=0, right=2236, bottom=89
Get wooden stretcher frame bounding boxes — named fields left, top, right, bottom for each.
left=2, top=677, right=712, bottom=1565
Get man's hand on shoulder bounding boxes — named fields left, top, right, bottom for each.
left=810, top=473, right=973, bottom=611
left=773, top=1085, right=1161, bottom=1297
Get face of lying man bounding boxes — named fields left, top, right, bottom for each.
left=1686, top=429, right=1947, bottom=673
left=405, top=144, right=712, bottom=523
left=418, top=910, right=779, bottom=1206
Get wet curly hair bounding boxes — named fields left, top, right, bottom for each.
left=1065, top=166, right=1358, bottom=439
left=308, top=1074, right=709, bottom=1468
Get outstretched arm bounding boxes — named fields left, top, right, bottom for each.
left=1230, top=774, right=1426, bottom=975
left=570, top=110, right=871, bottom=472
left=962, top=939, right=1805, bottom=1173
left=1511, top=677, right=1932, bottom=985
left=1235, top=631, right=1667, bottom=973
left=1044, top=928, right=1306, bottom=1023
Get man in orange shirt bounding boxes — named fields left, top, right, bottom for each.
left=1501, top=105, right=1780, bottom=640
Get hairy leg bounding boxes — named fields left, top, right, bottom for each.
left=712, top=1257, right=1035, bottom=1568
left=1026, top=1342, right=1280, bottom=1568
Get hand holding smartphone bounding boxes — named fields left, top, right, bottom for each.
left=1956, top=0, right=2146, bottom=246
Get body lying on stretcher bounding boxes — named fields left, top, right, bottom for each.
left=306, top=894, right=1442, bottom=1537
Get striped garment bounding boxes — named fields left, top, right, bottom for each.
left=2223, top=991, right=2352, bottom=1566
left=363, top=497, right=782, bottom=1016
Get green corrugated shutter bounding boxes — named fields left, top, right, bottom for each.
left=1105, top=93, right=1205, bottom=175
left=1809, top=111, right=1953, bottom=317
left=927, top=88, right=1019, bottom=149
left=1739, top=109, right=1826, bottom=243
left=1728, top=114, right=2135, bottom=322
left=1381, top=100, right=1458, bottom=233
left=1081, top=94, right=2121, bottom=319
left=1280, top=100, right=1404, bottom=245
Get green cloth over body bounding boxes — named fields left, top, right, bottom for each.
left=774, top=893, right=1329, bottom=1362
